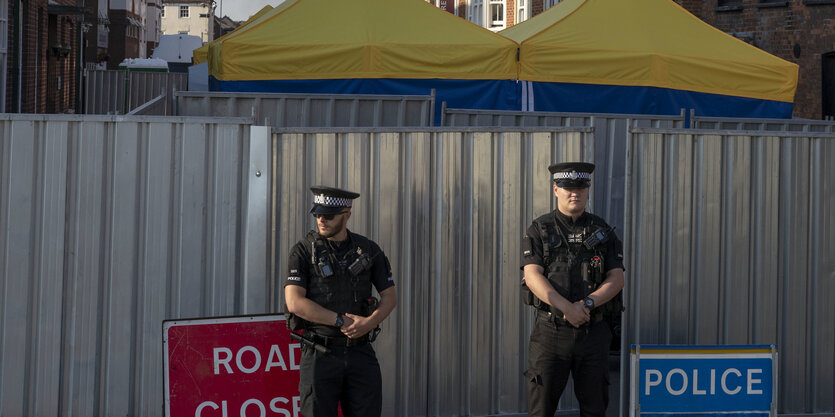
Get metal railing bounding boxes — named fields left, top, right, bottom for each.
left=441, top=105, right=686, bottom=128
left=690, top=110, right=835, bottom=133
left=83, top=69, right=187, bottom=115
left=175, top=91, right=436, bottom=127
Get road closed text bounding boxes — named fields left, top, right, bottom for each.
left=195, top=397, right=301, bottom=417
left=164, top=316, right=304, bottom=417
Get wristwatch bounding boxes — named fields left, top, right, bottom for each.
left=583, top=296, right=595, bottom=310
left=334, top=313, right=344, bottom=328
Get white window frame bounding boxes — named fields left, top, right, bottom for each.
left=517, top=0, right=528, bottom=24
left=469, top=0, right=484, bottom=26
left=179, top=5, right=189, bottom=18
left=489, top=0, right=505, bottom=29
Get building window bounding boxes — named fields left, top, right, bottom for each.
left=469, top=0, right=483, bottom=26
left=517, top=0, right=528, bottom=23
left=545, top=0, right=561, bottom=9
left=716, top=0, right=742, bottom=6
left=756, top=0, right=788, bottom=7
left=179, top=5, right=189, bottom=18
left=489, top=0, right=505, bottom=28
left=823, top=52, right=835, bottom=119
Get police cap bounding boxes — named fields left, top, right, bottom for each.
left=309, top=185, right=360, bottom=215
left=548, top=162, right=595, bottom=188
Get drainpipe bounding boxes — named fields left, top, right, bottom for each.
left=77, top=0, right=85, bottom=113
left=12, top=0, right=21, bottom=112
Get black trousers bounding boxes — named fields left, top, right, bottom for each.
left=298, top=343, right=382, bottom=417
left=525, top=315, right=612, bottom=417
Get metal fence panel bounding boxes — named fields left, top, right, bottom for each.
left=128, top=71, right=187, bottom=115
left=84, top=70, right=186, bottom=115
left=691, top=113, right=835, bottom=133
left=441, top=107, right=685, bottom=129
left=624, top=129, right=835, bottom=415
left=84, top=69, right=125, bottom=114
left=175, top=91, right=435, bottom=127
left=270, top=128, right=597, bottom=416
left=0, top=114, right=265, bottom=417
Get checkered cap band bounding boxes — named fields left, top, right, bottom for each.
left=552, top=170, right=591, bottom=181
left=313, top=194, right=353, bottom=207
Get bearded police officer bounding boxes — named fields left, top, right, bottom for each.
left=284, top=186, right=397, bottom=417
left=521, top=162, right=625, bottom=417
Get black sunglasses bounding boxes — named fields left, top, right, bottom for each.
left=314, top=211, right=349, bottom=220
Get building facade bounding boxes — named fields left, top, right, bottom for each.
left=439, top=0, right=556, bottom=31
left=4, top=0, right=161, bottom=113
left=108, top=0, right=150, bottom=69
left=160, top=0, right=214, bottom=43
left=146, top=1, right=162, bottom=57
left=5, top=0, right=82, bottom=113
left=83, top=0, right=110, bottom=69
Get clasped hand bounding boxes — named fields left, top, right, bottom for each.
left=340, top=313, right=373, bottom=339
left=562, top=301, right=590, bottom=328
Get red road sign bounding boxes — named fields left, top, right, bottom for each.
left=164, top=314, right=302, bottom=417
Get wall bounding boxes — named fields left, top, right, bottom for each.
left=160, top=1, right=213, bottom=42
left=5, top=0, right=80, bottom=113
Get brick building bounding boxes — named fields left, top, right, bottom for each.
left=108, top=0, right=151, bottom=69
left=5, top=0, right=82, bottom=113
left=675, top=0, right=835, bottom=119
left=83, top=0, right=110, bottom=68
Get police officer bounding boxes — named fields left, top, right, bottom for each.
left=521, top=162, right=625, bottom=417
left=284, top=185, right=397, bottom=417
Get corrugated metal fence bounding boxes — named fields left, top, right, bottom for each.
left=84, top=70, right=187, bottom=115
left=0, top=114, right=268, bottom=416
left=270, top=127, right=596, bottom=416
left=175, top=91, right=436, bottom=127
left=624, top=129, right=835, bottom=416
left=1, top=114, right=833, bottom=416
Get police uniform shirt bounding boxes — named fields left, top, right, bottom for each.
left=285, top=231, right=395, bottom=299
left=521, top=210, right=625, bottom=277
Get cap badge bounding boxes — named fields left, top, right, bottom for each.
left=569, top=170, right=579, bottom=180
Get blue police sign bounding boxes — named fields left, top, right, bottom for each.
left=630, top=345, right=778, bottom=417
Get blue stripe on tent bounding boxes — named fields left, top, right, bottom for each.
left=531, top=82, right=793, bottom=119
left=210, top=77, right=521, bottom=125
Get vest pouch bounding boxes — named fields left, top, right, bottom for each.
left=286, top=313, right=307, bottom=331
left=348, top=251, right=374, bottom=276
left=546, top=268, right=571, bottom=301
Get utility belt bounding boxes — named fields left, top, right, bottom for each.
left=536, top=308, right=604, bottom=327
left=306, top=331, right=370, bottom=347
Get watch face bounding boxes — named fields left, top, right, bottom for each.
left=584, top=298, right=594, bottom=308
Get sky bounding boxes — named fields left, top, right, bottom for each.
left=218, top=0, right=284, bottom=21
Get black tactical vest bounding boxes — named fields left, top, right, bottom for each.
left=304, top=230, right=376, bottom=317
left=534, top=212, right=610, bottom=303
